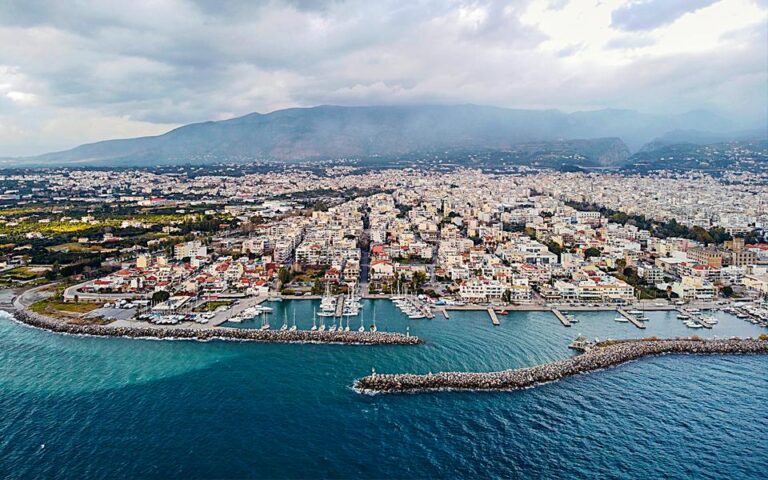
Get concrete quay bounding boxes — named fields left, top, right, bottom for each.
left=551, top=309, right=571, bottom=327
left=617, top=309, right=646, bottom=329
left=488, top=308, right=500, bottom=326
left=354, top=338, right=768, bottom=394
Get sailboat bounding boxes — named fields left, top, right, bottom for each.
left=289, top=309, right=297, bottom=331
left=370, top=305, right=377, bottom=332
left=311, top=308, right=318, bottom=331
left=344, top=313, right=350, bottom=331
left=280, top=311, right=288, bottom=331
left=260, top=312, right=270, bottom=330
left=318, top=312, right=326, bottom=331
left=358, top=310, right=365, bottom=332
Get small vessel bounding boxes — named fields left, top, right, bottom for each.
left=290, top=309, right=298, bottom=331
left=358, top=312, right=365, bottom=332
left=344, top=315, right=350, bottom=332
left=311, top=308, right=318, bottom=331
left=677, top=314, right=690, bottom=320
left=280, top=311, right=288, bottom=331
left=614, top=317, right=629, bottom=323
left=569, top=334, right=592, bottom=352
left=260, top=312, right=270, bottom=330
left=628, top=309, right=642, bottom=315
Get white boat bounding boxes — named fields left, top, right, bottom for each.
left=628, top=309, right=642, bottom=314
left=614, top=317, right=629, bottom=323
left=677, top=314, right=690, bottom=320
left=311, top=308, right=318, bottom=331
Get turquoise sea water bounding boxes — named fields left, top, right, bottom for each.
left=1, top=301, right=767, bottom=479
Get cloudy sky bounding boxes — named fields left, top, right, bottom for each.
left=0, top=0, right=766, bottom=156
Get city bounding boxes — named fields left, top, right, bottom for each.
left=0, top=0, right=766, bottom=478
left=3, top=167, right=768, bottom=324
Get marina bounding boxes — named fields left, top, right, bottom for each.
left=1, top=299, right=767, bottom=478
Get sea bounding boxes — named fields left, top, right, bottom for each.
left=1, top=300, right=766, bottom=479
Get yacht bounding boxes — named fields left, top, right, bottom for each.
left=280, top=311, right=288, bottom=331
left=260, top=312, right=270, bottom=330
left=614, top=317, right=629, bottom=323
left=289, top=310, right=298, bottom=331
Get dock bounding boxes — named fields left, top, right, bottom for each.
left=488, top=308, right=500, bottom=326
left=334, top=295, right=345, bottom=317
left=437, top=307, right=449, bottom=319
left=552, top=309, right=571, bottom=327
left=617, top=309, right=646, bottom=329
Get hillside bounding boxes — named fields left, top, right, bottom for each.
left=1, top=104, right=744, bottom=168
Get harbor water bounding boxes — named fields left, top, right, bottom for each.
left=1, top=300, right=767, bottom=478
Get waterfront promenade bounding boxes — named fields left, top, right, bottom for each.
left=355, top=338, right=768, bottom=394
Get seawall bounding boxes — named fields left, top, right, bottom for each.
left=355, top=338, right=768, bottom=393
left=10, top=308, right=422, bottom=345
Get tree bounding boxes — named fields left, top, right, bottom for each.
left=152, top=290, right=170, bottom=304
left=502, top=289, right=512, bottom=304
left=278, top=267, right=291, bottom=285
left=584, top=247, right=601, bottom=259
left=411, top=271, right=428, bottom=292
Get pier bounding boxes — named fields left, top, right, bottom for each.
left=617, top=309, right=646, bottom=329
left=437, top=307, right=449, bottom=319
left=334, top=295, right=345, bottom=317
left=355, top=338, right=768, bottom=394
left=551, top=309, right=571, bottom=327
left=488, top=308, right=500, bottom=326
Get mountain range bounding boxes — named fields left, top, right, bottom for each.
left=1, top=104, right=762, bottom=168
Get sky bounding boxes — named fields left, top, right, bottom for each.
left=0, top=0, right=766, bottom=156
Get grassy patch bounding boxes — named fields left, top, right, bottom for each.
left=194, top=300, right=232, bottom=312
left=30, top=298, right=104, bottom=318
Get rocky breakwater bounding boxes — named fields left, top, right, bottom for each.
left=355, top=338, right=768, bottom=394
left=12, top=309, right=422, bottom=345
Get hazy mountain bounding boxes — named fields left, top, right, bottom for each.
left=2, top=104, right=751, bottom=168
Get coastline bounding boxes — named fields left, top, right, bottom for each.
left=354, top=338, right=768, bottom=394
left=0, top=287, right=421, bottom=346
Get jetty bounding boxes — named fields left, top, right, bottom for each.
left=355, top=338, right=768, bottom=394
left=334, top=295, right=345, bottom=317
left=436, top=307, right=449, bottom=319
left=617, top=309, right=646, bottom=329
left=10, top=306, right=422, bottom=345
left=551, top=309, right=571, bottom=327
left=488, top=308, right=500, bottom=326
